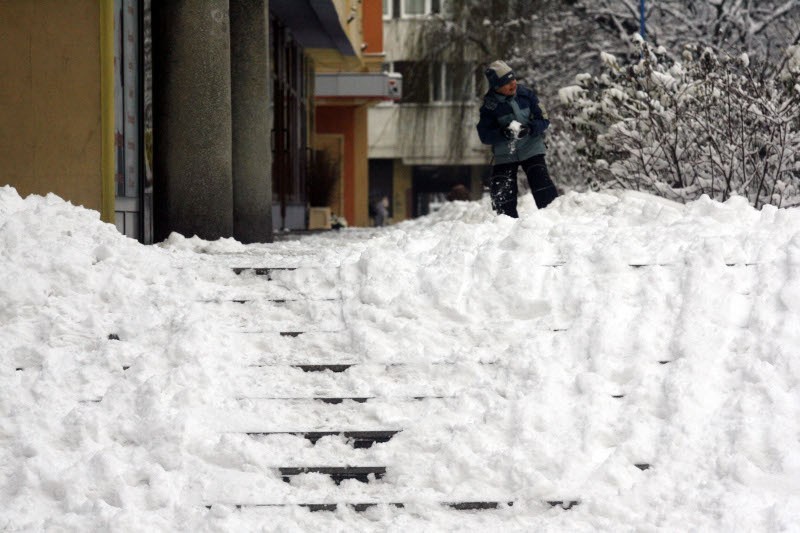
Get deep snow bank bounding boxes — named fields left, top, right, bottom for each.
left=0, top=187, right=241, bottom=530
left=2, top=185, right=799, bottom=531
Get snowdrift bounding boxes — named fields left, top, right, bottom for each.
left=1, top=185, right=799, bottom=531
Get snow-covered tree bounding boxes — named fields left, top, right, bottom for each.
left=574, top=0, right=800, bottom=69
left=415, top=0, right=800, bottom=93
left=560, top=37, right=800, bottom=207
left=401, top=0, right=800, bottom=197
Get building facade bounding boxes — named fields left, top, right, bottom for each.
left=1, top=2, right=116, bottom=227
left=368, top=0, right=491, bottom=222
left=1, top=0, right=393, bottom=243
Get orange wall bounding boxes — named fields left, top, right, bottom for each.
left=0, top=1, right=103, bottom=212
left=316, top=106, right=355, bottom=223
left=316, top=105, right=370, bottom=226
left=362, top=0, right=383, bottom=55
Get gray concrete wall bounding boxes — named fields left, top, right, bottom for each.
left=152, top=1, right=233, bottom=242
left=230, top=0, right=273, bottom=243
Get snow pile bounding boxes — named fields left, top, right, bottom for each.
left=0, top=187, right=240, bottom=530
left=2, top=185, right=800, bottom=530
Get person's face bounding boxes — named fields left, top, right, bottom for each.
left=495, top=79, right=517, bottom=96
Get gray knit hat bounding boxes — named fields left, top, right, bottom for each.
left=485, top=60, right=515, bottom=89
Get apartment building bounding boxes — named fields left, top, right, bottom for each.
left=368, top=0, right=490, bottom=221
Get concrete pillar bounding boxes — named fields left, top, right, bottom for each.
left=230, top=0, right=273, bottom=243
left=152, top=2, right=233, bottom=242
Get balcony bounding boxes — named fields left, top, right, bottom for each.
left=315, top=72, right=402, bottom=102
left=368, top=103, right=489, bottom=165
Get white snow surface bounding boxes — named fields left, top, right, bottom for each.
left=2, top=185, right=800, bottom=531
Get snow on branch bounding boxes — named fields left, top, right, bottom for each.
left=560, top=38, right=800, bottom=208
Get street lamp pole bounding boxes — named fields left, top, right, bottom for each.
left=640, top=0, right=646, bottom=40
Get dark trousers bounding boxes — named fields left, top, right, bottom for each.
left=490, top=154, right=558, bottom=217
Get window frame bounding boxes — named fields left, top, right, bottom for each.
left=385, top=61, right=476, bottom=105
left=400, top=0, right=431, bottom=19
left=382, top=0, right=392, bottom=20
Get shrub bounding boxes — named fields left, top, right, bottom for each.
left=560, top=37, right=800, bottom=207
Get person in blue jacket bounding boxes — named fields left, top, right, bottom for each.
left=477, top=60, right=559, bottom=217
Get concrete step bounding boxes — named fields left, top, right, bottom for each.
left=279, top=466, right=386, bottom=484
left=210, top=303, right=345, bottom=333
left=228, top=262, right=758, bottom=280
left=228, top=362, right=508, bottom=398
left=220, top=265, right=340, bottom=299
left=258, top=327, right=569, bottom=337
left=293, top=364, right=353, bottom=372
left=547, top=500, right=580, bottom=510
left=249, top=362, right=503, bottom=372
left=244, top=430, right=401, bottom=448
left=256, top=361, right=502, bottom=374
left=547, top=262, right=756, bottom=268
left=203, top=500, right=579, bottom=512
left=208, top=396, right=447, bottom=430
left=628, top=262, right=759, bottom=268
left=232, top=267, right=298, bottom=278
left=240, top=396, right=448, bottom=404
left=195, top=396, right=459, bottom=440
left=215, top=501, right=513, bottom=511
left=231, top=330, right=347, bottom=337
left=197, top=465, right=575, bottom=509
left=249, top=353, right=679, bottom=372
left=199, top=285, right=340, bottom=301
left=199, top=298, right=338, bottom=304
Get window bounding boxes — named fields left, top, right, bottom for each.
left=386, top=61, right=475, bottom=104
left=401, top=0, right=440, bottom=17
left=392, top=61, right=431, bottom=103
left=383, top=0, right=392, bottom=19
left=432, top=63, right=475, bottom=103
left=402, top=0, right=427, bottom=17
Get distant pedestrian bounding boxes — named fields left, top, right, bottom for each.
left=477, top=60, right=559, bottom=217
left=373, top=196, right=389, bottom=227
left=446, top=184, right=470, bottom=202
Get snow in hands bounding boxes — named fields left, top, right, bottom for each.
left=507, top=119, right=523, bottom=154
left=2, top=185, right=800, bottom=530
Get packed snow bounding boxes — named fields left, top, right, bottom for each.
left=2, top=185, right=800, bottom=531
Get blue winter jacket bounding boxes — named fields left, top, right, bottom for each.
left=476, top=84, right=549, bottom=164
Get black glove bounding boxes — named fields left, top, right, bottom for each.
left=529, top=119, right=550, bottom=136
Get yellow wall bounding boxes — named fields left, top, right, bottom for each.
left=331, top=0, right=364, bottom=63
left=309, top=0, right=386, bottom=73
left=0, top=1, right=105, bottom=213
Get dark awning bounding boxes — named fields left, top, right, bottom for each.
left=270, top=0, right=356, bottom=56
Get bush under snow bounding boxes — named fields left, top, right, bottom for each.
left=562, top=38, right=800, bottom=208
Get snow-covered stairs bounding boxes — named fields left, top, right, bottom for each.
left=195, top=265, right=532, bottom=513
left=242, top=430, right=401, bottom=448
left=201, top=258, right=764, bottom=515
